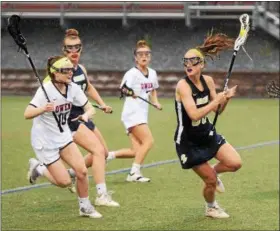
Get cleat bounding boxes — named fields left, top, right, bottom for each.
left=67, top=169, right=76, bottom=194
left=79, top=204, right=102, bottom=218
left=95, top=191, right=120, bottom=207
left=27, top=158, right=40, bottom=184
left=126, top=173, right=150, bottom=183
left=106, top=152, right=115, bottom=163
left=216, top=176, right=225, bottom=193
left=205, top=204, right=229, bottom=218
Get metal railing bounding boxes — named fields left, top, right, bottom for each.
left=1, top=2, right=278, bottom=39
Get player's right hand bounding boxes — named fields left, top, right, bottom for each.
left=215, top=92, right=227, bottom=105
left=43, top=102, right=55, bottom=112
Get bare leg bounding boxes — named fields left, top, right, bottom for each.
left=130, top=124, right=154, bottom=165
left=214, top=143, right=242, bottom=174
left=108, top=133, right=140, bottom=160
left=193, top=162, right=217, bottom=204
left=60, top=142, right=89, bottom=198
left=73, top=124, right=106, bottom=186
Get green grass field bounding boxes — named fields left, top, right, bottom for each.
left=1, top=96, right=279, bottom=230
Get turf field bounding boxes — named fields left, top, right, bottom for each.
left=1, top=96, right=279, bottom=230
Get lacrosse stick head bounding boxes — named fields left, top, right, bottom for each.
left=266, top=81, right=280, bottom=98
left=7, top=15, right=28, bottom=53
left=234, top=14, right=250, bottom=51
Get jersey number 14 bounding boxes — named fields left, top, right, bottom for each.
left=58, top=112, right=69, bottom=126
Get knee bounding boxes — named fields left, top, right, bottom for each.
left=90, top=145, right=106, bottom=158
left=75, top=166, right=88, bottom=180
left=230, top=161, right=242, bottom=172
left=57, top=178, right=72, bottom=188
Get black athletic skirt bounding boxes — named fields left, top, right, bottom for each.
left=175, top=132, right=226, bottom=169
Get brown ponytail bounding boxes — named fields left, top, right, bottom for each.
left=196, top=33, right=234, bottom=60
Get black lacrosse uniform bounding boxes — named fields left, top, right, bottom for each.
left=174, top=75, right=226, bottom=169
left=68, top=65, right=96, bottom=132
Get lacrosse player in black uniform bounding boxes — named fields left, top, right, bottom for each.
left=175, top=33, right=242, bottom=218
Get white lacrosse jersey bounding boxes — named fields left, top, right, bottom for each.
left=120, top=67, right=159, bottom=129
left=29, top=81, right=88, bottom=149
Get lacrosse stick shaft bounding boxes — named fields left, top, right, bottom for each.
left=92, top=104, right=113, bottom=113
left=137, top=96, right=162, bottom=110
left=27, top=54, right=64, bottom=132
left=212, top=50, right=237, bottom=128
left=19, top=40, right=63, bottom=132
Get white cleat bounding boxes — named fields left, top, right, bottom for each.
left=106, top=152, right=115, bottom=164
left=67, top=169, right=76, bottom=194
left=68, top=176, right=76, bottom=194
left=126, top=173, right=150, bottom=183
left=79, top=204, right=102, bottom=218
left=216, top=176, right=225, bottom=193
left=27, top=158, right=40, bottom=185
left=205, top=205, right=230, bottom=218
left=95, top=191, right=120, bottom=207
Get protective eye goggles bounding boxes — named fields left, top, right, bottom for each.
left=51, top=66, right=74, bottom=74
left=64, top=44, right=82, bottom=53
left=182, top=57, right=203, bottom=67
left=135, top=51, right=152, bottom=57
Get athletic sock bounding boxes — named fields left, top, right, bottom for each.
left=130, top=163, right=141, bottom=175
left=78, top=197, right=90, bottom=208
left=36, top=164, right=47, bottom=176
left=96, top=183, right=107, bottom=195
left=207, top=200, right=218, bottom=208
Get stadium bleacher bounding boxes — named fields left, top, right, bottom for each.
left=1, top=18, right=279, bottom=72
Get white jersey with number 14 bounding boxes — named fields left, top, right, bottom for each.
left=29, top=81, right=88, bottom=149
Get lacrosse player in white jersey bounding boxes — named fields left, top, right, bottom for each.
left=107, top=40, right=162, bottom=182
left=25, top=56, right=102, bottom=218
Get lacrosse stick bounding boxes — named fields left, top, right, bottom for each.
left=7, top=15, right=63, bottom=133
left=120, top=83, right=162, bottom=111
left=92, top=104, right=113, bottom=113
left=209, top=14, right=250, bottom=136
left=266, top=81, right=280, bottom=98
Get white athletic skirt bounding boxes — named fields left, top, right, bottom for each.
left=121, top=111, right=148, bottom=131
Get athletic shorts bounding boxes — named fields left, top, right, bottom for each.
left=32, top=141, right=73, bottom=166
left=121, top=113, right=148, bottom=132
left=175, top=132, right=226, bottom=169
left=68, top=119, right=95, bottom=133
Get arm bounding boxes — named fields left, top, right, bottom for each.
left=80, top=64, right=106, bottom=106
left=71, top=102, right=96, bottom=122
left=24, top=103, right=54, bottom=120
left=82, top=101, right=96, bottom=120
left=149, top=70, right=161, bottom=108
left=24, top=87, right=54, bottom=119
left=177, top=79, right=225, bottom=121
left=80, top=64, right=112, bottom=112
left=205, top=75, right=235, bottom=115
left=86, top=82, right=107, bottom=106
left=24, top=105, right=45, bottom=119
left=149, top=89, right=162, bottom=110
left=205, top=75, right=229, bottom=115
left=150, top=89, right=159, bottom=104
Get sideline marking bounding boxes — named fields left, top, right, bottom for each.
left=1, top=140, right=279, bottom=195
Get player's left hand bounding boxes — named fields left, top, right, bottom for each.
left=225, top=85, right=238, bottom=99
left=71, top=113, right=89, bottom=122
left=101, top=105, right=113, bottom=113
